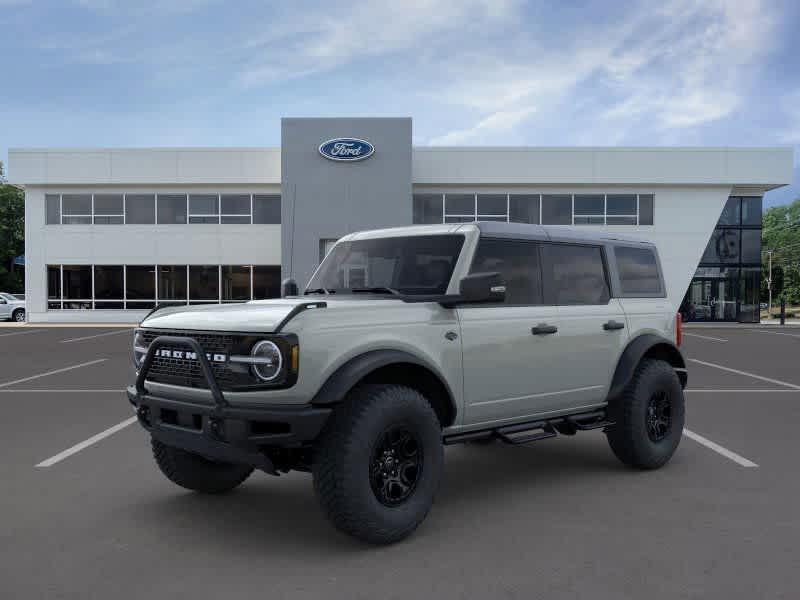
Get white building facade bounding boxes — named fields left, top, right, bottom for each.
left=8, top=118, right=793, bottom=323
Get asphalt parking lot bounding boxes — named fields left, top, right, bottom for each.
left=2, top=325, right=799, bottom=599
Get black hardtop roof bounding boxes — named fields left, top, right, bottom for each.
left=473, top=221, right=655, bottom=247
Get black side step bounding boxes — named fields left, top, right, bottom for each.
left=443, top=409, right=615, bottom=446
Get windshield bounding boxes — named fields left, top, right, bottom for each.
left=0, top=293, right=16, bottom=301
left=307, top=235, right=465, bottom=295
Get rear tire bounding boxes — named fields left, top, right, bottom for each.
left=151, top=438, right=253, bottom=493
left=605, top=359, right=684, bottom=469
left=12, top=309, right=25, bottom=322
left=313, top=384, right=443, bottom=544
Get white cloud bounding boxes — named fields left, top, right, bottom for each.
left=429, top=107, right=536, bottom=145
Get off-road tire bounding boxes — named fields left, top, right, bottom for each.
left=151, top=438, right=253, bottom=493
left=12, top=309, right=25, bottom=322
left=313, top=384, right=444, bottom=544
left=605, top=359, right=684, bottom=469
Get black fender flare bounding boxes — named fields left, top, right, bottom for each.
left=310, top=349, right=458, bottom=424
left=608, top=334, right=687, bottom=400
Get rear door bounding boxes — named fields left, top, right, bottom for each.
left=459, top=238, right=566, bottom=427
left=539, top=243, right=629, bottom=410
left=0, top=296, right=10, bottom=319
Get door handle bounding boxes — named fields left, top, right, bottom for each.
left=603, top=320, right=625, bottom=331
left=532, top=323, right=558, bottom=335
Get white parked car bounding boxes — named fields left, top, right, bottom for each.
left=0, top=293, right=26, bottom=322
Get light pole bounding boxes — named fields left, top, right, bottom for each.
left=767, top=250, right=773, bottom=319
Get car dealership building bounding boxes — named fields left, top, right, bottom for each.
left=8, top=117, right=794, bottom=323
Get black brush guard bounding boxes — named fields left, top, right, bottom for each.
left=128, top=335, right=331, bottom=474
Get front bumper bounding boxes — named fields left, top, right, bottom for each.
left=129, top=334, right=331, bottom=473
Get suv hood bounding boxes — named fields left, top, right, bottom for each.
left=140, top=297, right=402, bottom=333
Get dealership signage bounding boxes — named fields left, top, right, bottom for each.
left=318, top=138, right=375, bottom=162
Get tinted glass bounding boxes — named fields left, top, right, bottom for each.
left=221, top=194, right=250, bottom=215
left=308, top=235, right=465, bottom=295
left=638, top=194, right=654, bottom=225
left=157, top=194, right=187, bottom=224
left=606, top=194, right=637, bottom=215
left=47, top=265, right=61, bottom=299
left=62, top=194, right=91, bottom=215
left=541, top=244, right=610, bottom=305
left=509, top=194, right=540, bottom=224
left=93, top=265, right=123, bottom=299
left=63, top=265, right=92, bottom=299
left=222, top=266, right=251, bottom=301
left=574, top=195, right=604, bottom=215
left=469, top=239, right=541, bottom=304
left=445, top=194, right=474, bottom=216
left=253, top=266, right=281, bottom=299
left=93, top=194, right=123, bottom=214
left=46, top=194, right=60, bottom=224
left=125, top=194, right=155, bottom=224
left=741, top=196, right=762, bottom=226
left=158, top=266, right=187, bottom=300
left=739, top=267, right=760, bottom=323
left=126, top=266, right=155, bottom=299
left=189, top=194, right=219, bottom=215
left=740, top=229, right=761, bottom=263
left=541, top=195, right=571, bottom=224
left=477, top=194, right=507, bottom=216
left=253, top=194, right=281, bottom=224
left=413, top=194, right=443, bottom=224
left=607, top=216, right=637, bottom=225
left=189, top=265, right=219, bottom=300
left=615, top=247, right=662, bottom=295
left=717, top=197, right=740, bottom=225
left=702, top=229, right=740, bottom=263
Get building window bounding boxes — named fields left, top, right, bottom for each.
left=125, top=194, right=156, bottom=224
left=157, top=194, right=187, bottom=224
left=221, top=194, right=251, bottom=224
left=46, top=194, right=61, bottom=225
left=62, top=194, right=92, bottom=224
left=413, top=194, right=443, bottom=224
left=189, top=265, right=219, bottom=302
left=47, top=264, right=279, bottom=310
left=94, top=194, right=124, bottom=224
left=319, top=239, right=338, bottom=263
left=253, top=194, right=281, bottom=224
left=413, top=192, right=655, bottom=226
left=189, top=194, right=219, bottom=224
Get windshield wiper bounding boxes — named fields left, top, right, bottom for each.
left=351, top=287, right=401, bottom=296
left=305, top=287, right=335, bottom=295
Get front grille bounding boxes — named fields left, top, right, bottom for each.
left=141, top=330, right=237, bottom=389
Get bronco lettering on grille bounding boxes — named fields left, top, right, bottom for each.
left=156, top=348, right=227, bottom=363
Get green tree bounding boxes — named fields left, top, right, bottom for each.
left=762, top=197, right=800, bottom=306
left=0, top=161, right=25, bottom=293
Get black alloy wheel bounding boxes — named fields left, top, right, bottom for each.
left=646, top=390, right=672, bottom=442
left=369, top=425, right=423, bottom=506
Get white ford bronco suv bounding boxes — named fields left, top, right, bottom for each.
left=128, top=222, right=686, bottom=544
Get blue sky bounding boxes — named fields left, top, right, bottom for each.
left=1, top=0, right=798, bottom=206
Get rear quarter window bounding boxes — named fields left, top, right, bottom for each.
left=615, top=246, right=663, bottom=295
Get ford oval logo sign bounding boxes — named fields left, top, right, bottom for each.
left=318, top=138, right=375, bottom=162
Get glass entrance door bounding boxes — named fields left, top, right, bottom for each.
left=684, top=277, right=738, bottom=321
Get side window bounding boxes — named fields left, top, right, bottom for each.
left=541, top=243, right=610, bottom=305
left=615, top=246, right=663, bottom=295
left=469, top=238, right=542, bottom=305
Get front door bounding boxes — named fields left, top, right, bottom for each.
left=685, top=278, right=738, bottom=321
left=0, top=298, right=9, bottom=319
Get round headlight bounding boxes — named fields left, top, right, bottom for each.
left=250, top=340, right=282, bottom=382
left=132, top=329, right=148, bottom=367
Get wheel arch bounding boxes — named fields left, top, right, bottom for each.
left=608, top=334, right=687, bottom=400
left=311, top=350, right=457, bottom=428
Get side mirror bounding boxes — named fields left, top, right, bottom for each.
left=458, top=272, right=506, bottom=304
left=281, top=278, right=299, bottom=298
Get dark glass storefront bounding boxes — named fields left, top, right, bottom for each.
left=681, top=197, right=762, bottom=322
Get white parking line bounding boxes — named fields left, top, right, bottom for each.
left=683, top=428, right=758, bottom=468
left=0, top=359, right=107, bottom=389
left=747, top=329, right=800, bottom=339
left=688, top=358, right=800, bottom=390
left=683, top=332, right=728, bottom=342
left=35, top=416, right=138, bottom=468
left=60, top=329, right=132, bottom=343
left=0, top=329, right=44, bottom=338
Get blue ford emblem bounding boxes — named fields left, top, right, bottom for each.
left=318, top=138, right=375, bottom=162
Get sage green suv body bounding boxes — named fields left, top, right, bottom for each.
left=128, top=222, right=687, bottom=544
